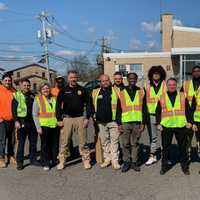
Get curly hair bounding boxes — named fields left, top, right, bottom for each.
left=148, top=65, right=166, bottom=81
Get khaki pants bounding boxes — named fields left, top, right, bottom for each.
left=58, top=116, right=89, bottom=163
left=98, top=121, right=120, bottom=162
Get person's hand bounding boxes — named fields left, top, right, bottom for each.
left=15, top=121, right=21, bottom=130
left=157, top=124, right=163, bottom=132
left=83, top=119, right=89, bottom=128
left=57, top=121, right=64, bottom=127
left=192, top=124, right=198, bottom=132
left=118, top=125, right=123, bottom=133
left=186, top=123, right=192, bottom=129
left=139, top=124, right=145, bottom=133
left=37, top=127, right=43, bottom=135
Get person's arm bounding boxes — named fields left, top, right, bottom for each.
left=12, top=98, right=19, bottom=122
left=116, top=98, right=122, bottom=125
left=142, top=92, right=147, bottom=124
left=56, top=90, right=64, bottom=121
left=155, top=101, right=162, bottom=125
left=32, top=98, right=41, bottom=131
left=84, top=88, right=93, bottom=119
left=185, top=98, right=193, bottom=124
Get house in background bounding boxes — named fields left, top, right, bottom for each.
left=103, top=13, right=200, bottom=86
left=7, top=63, right=57, bottom=93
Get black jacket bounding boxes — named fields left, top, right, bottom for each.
left=56, top=84, right=92, bottom=121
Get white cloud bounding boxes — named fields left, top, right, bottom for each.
left=129, top=38, right=141, bottom=50
left=173, top=19, right=183, bottom=26
left=105, top=30, right=118, bottom=43
left=146, top=40, right=158, bottom=50
left=87, top=26, right=96, bottom=33
left=55, top=50, right=85, bottom=57
left=141, top=19, right=183, bottom=36
left=0, top=2, right=7, bottom=11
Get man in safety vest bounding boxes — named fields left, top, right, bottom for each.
left=182, top=65, right=200, bottom=158
left=12, top=79, right=39, bottom=170
left=0, top=73, right=16, bottom=168
left=113, top=72, right=125, bottom=93
left=116, top=72, right=146, bottom=173
left=145, top=65, right=166, bottom=166
left=92, top=74, right=121, bottom=169
left=156, top=78, right=192, bottom=175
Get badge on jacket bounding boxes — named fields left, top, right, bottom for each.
left=77, top=90, right=82, bottom=95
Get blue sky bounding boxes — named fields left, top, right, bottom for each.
left=0, top=0, right=199, bottom=72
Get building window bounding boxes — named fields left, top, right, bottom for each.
left=42, top=72, right=45, bottom=78
left=115, top=63, right=143, bottom=78
left=33, top=83, right=37, bottom=91
left=115, top=64, right=128, bottom=77
left=130, top=64, right=143, bottom=77
left=17, top=72, right=20, bottom=78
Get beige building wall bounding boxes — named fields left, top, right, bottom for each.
left=104, top=55, right=173, bottom=86
left=161, top=14, right=173, bottom=52
left=172, top=30, right=200, bottom=48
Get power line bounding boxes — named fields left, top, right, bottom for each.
left=0, top=41, right=38, bottom=46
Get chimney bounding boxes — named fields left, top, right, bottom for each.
left=161, top=13, right=173, bottom=52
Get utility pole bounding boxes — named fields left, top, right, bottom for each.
left=37, top=11, right=52, bottom=83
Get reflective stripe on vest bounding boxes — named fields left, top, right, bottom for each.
left=145, top=80, right=166, bottom=114
left=194, top=89, right=200, bottom=122
left=160, top=92, right=187, bottom=128
left=92, top=87, right=118, bottom=120
left=184, top=80, right=200, bottom=106
left=36, top=95, right=57, bottom=128
left=14, top=91, right=27, bottom=117
left=119, top=88, right=144, bottom=123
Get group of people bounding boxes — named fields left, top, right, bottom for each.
left=0, top=65, right=200, bottom=175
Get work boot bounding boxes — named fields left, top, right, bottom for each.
left=16, top=163, right=24, bottom=171
left=145, top=154, right=157, bottom=166
left=181, top=165, right=190, bottom=175
left=57, top=162, right=65, bottom=170
left=9, top=156, right=16, bottom=165
left=112, top=160, right=121, bottom=170
left=81, top=150, right=91, bottom=169
left=131, top=162, right=141, bottom=172
left=121, top=161, right=131, bottom=173
left=100, top=160, right=111, bottom=168
left=0, top=159, right=7, bottom=168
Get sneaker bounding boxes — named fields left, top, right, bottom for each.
left=145, top=155, right=157, bottom=166
left=100, top=160, right=111, bottom=168
left=43, top=166, right=50, bottom=171
left=83, top=160, right=92, bottom=169
left=131, top=162, right=141, bottom=172
left=0, top=159, right=7, bottom=168
left=121, top=161, right=131, bottom=173
left=57, top=162, right=65, bottom=170
left=112, top=160, right=121, bottom=170
left=181, top=165, right=190, bottom=175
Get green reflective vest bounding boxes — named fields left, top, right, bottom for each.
left=145, top=81, right=166, bottom=114
left=160, top=92, right=187, bottom=128
left=92, top=87, right=118, bottom=121
left=14, top=91, right=27, bottom=117
left=36, top=95, right=57, bottom=128
left=119, top=88, right=144, bottom=123
left=194, top=90, right=200, bottom=122
left=183, top=80, right=200, bottom=106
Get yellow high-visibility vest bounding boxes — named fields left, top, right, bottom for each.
left=183, top=80, right=200, bottom=106
left=14, top=91, right=27, bottom=117
left=36, top=95, right=57, bottom=128
left=119, top=88, right=144, bottom=123
left=160, top=92, right=187, bottom=128
left=145, top=80, right=166, bottom=114
left=92, top=87, right=118, bottom=121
